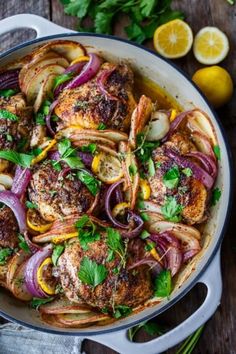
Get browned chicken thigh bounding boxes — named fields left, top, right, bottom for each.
left=55, top=62, right=137, bottom=131
left=0, top=207, right=18, bottom=248
left=28, top=162, right=95, bottom=222
left=58, top=236, right=153, bottom=310
left=148, top=131, right=208, bottom=225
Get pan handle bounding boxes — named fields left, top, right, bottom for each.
left=89, top=250, right=222, bottom=354
left=0, top=14, right=74, bottom=39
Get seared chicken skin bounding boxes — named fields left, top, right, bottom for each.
left=55, top=62, right=136, bottom=131
left=58, top=236, right=152, bottom=310
left=28, top=162, right=95, bottom=222
left=149, top=132, right=208, bottom=225
left=0, top=93, right=32, bottom=171
left=0, top=206, right=18, bottom=248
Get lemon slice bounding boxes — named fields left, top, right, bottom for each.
left=153, top=19, right=193, bottom=59
left=27, top=209, right=52, bottom=233
left=92, top=152, right=123, bottom=184
left=139, top=179, right=151, bottom=200
left=193, top=27, right=229, bottom=64
left=112, top=202, right=130, bottom=218
left=37, top=257, right=56, bottom=295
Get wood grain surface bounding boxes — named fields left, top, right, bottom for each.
left=0, top=1, right=236, bottom=353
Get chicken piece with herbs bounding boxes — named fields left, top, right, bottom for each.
left=0, top=93, right=32, bottom=171
left=58, top=230, right=152, bottom=311
left=148, top=131, right=208, bottom=225
left=0, top=206, right=18, bottom=248
left=28, top=161, right=96, bottom=222
left=55, top=62, right=137, bottom=131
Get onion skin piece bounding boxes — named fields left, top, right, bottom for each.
left=24, top=244, right=53, bottom=298
left=0, top=69, right=20, bottom=90
left=0, top=190, right=26, bottom=233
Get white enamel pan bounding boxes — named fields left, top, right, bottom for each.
left=0, top=14, right=233, bottom=354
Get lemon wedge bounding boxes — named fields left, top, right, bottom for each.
left=37, top=257, right=55, bottom=295
left=92, top=152, right=123, bottom=184
left=153, top=19, right=193, bottom=59
left=193, top=27, right=229, bottom=64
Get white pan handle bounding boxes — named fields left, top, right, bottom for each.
left=0, top=14, right=75, bottom=39
left=89, top=250, right=222, bottom=354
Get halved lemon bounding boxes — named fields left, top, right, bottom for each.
left=193, top=27, right=229, bottom=64
left=91, top=152, right=123, bottom=184
left=153, top=19, right=193, bottom=59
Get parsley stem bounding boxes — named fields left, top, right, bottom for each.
left=176, top=325, right=204, bottom=354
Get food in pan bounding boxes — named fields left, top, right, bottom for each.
left=0, top=40, right=220, bottom=328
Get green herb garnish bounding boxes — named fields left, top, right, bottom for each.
left=0, top=247, right=13, bottom=265
left=129, top=163, right=138, bottom=176
left=97, top=122, right=106, bottom=130
left=211, top=187, right=221, bottom=206
left=52, top=244, right=65, bottom=266
left=81, top=143, right=97, bottom=154
left=55, top=138, right=84, bottom=169
left=163, top=165, right=180, bottom=189
left=140, top=212, right=150, bottom=221
left=147, top=157, right=155, bottom=177
left=35, top=112, right=46, bottom=125
left=135, top=133, right=160, bottom=163
left=161, top=196, right=183, bottom=222
left=75, top=215, right=100, bottom=250
left=77, top=169, right=100, bottom=196
left=106, top=227, right=125, bottom=261
left=0, top=109, right=19, bottom=121
left=0, top=150, right=33, bottom=168
left=140, top=230, right=150, bottom=239
left=128, top=320, right=165, bottom=341
left=182, top=167, right=193, bottom=177
left=31, top=297, right=54, bottom=310
left=53, top=72, right=74, bottom=90
left=25, top=201, right=38, bottom=209
left=18, top=234, right=30, bottom=253
left=113, top=305, right=132, bottom=319
left=154, top=269, right=172, bottom=298
left=213, top=145, right=221, bottom=160
left=78, top=256, right=108, bottom=287
left=0, top=89, right=17, bottom=97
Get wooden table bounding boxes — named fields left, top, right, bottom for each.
left=0, top=1, right=235, bottom=353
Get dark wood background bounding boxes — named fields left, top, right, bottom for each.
left=0, top=1, right=235, bottom=353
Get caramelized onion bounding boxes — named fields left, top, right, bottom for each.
left=11, top=166, right=31, bottom=198
left=186, top=151, right=217, bottom=179
left=97, top=66, right=119, bottom=101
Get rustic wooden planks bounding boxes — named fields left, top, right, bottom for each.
left=0, top=0, right=236, bottom=353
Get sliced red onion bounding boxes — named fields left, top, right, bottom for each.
left=183, top=249, right=200, bottom=262
left=119, top=212, right=144, bottom=239
left=0, top=191, right=26, bottom=233
left=114, top=185, right=123, bottom=204
left=162, top=110, right=192, bottom=142
left=165, top=148, right=214, bottom=189
left=11, top=166, right=31, bottom=198
left=65, top=54, right=102, bottom=90
left=191, top=131, right=216, bottom=161
left=24, top=244, right=53, bottom=298
left=77, top=152, right=93, bottom=168
left=48, top=150, right=60, bottom=161
left=24, top=231, right=41, bottom=254
left=45, top=100, right=58, bottom=136
left=0, top=69, right=20, bottom=89
left=128, top=257, right=163, bottom=276
left=97, top=67, right=119, bottom=101
left=186, top=151, right=217, bottom=179
left=64, top=61, right=87, bottom=75
left=150, top=232, right=182, bottom=276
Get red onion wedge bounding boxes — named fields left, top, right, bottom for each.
left=97, top=66, right=119, bottom=101
left=128, top=257, right=163, bottom=276
left=65, top=54, right=102, bottom=90
left=191, top=131, right=216, bottom=161
left=77, top=152, right=93, bottom=168
left=0, top=190, right=26, bottom=233
left=45, top=100, right=58, bottom=136
left=11, top=166, right=31, bottom=198
left=186, top=151, right=217, bottom=179
left=119, top=212, right=144, bottom=239
left=48, top=150, right=60, bottom=161
left=165, top=148, right=214, bottom=189
left=64, top=61, right=87, bottom=75
left=150, top=232, right=183, bottom=276
left=24, top=244, right=53, bottom=298
left=0, top=69, right=20, bottom=90
left=24, top=231, right=41, bottom=254
left=162, top=110, right=192, bottom=142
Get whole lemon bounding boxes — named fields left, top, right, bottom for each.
left=192, top=66, right=233, bottom=108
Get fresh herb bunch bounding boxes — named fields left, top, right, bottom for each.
left=60, top=0, right=184, bottom=44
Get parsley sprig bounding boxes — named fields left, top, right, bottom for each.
left=75, top=215, right=100, bottom=250
left=78, top=256, right=108, bottom=288
left=161, top=196, right=183, bottom=222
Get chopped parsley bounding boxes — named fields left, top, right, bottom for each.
left=0, top=150, right=33, bottom=168
left=97, top=123, right=106, bottom=130
left=25, top=201, right=38, bottom=209
left=106, top=227, right=125, bottom=261
left=182, top=167, right=193, bottom=177
left=213, top=145, right=221, bottom=160
left=147, top=157, right=155, bottom=177
left=18, top=234, right=30, bottom=253
left=55, top=138, right=84, bottom=169
left=0, top=109, right=19, bottom=122
left=135, top=133, right=160, bottom=163
left=154, top=269, right=172, bottom=298
left=53, top=72, right=74, bottom=90
left=0, top=247, right=13, bottom=265
left=75, top=215, right=100, bottom=250
left=113, top=305, right=132, bottom=319
left=81, top=143, right=97, bottom=154
left=31, top=297, right=54, bottom=310
left=0, top=89, right=18, bottom=97
left=35, top=112, right=46, bottom=125
left=163, top=165, right=180, bottom=189
left=52, top=244, right=65, bottom=266
left=211, top=187, right=221, bottom=206
left=161, top=196, right=183, bottom=222
left=78, top=256, right=108, bottom=288
left=140, top=230, right=150, bottom=239
left=140, top=212, right=150, bottom=221
left=77, top=169, right=101, bottom=196
left=128, top=163, right=138, bottom=176
left=145, top=241, right=155, bottom=252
